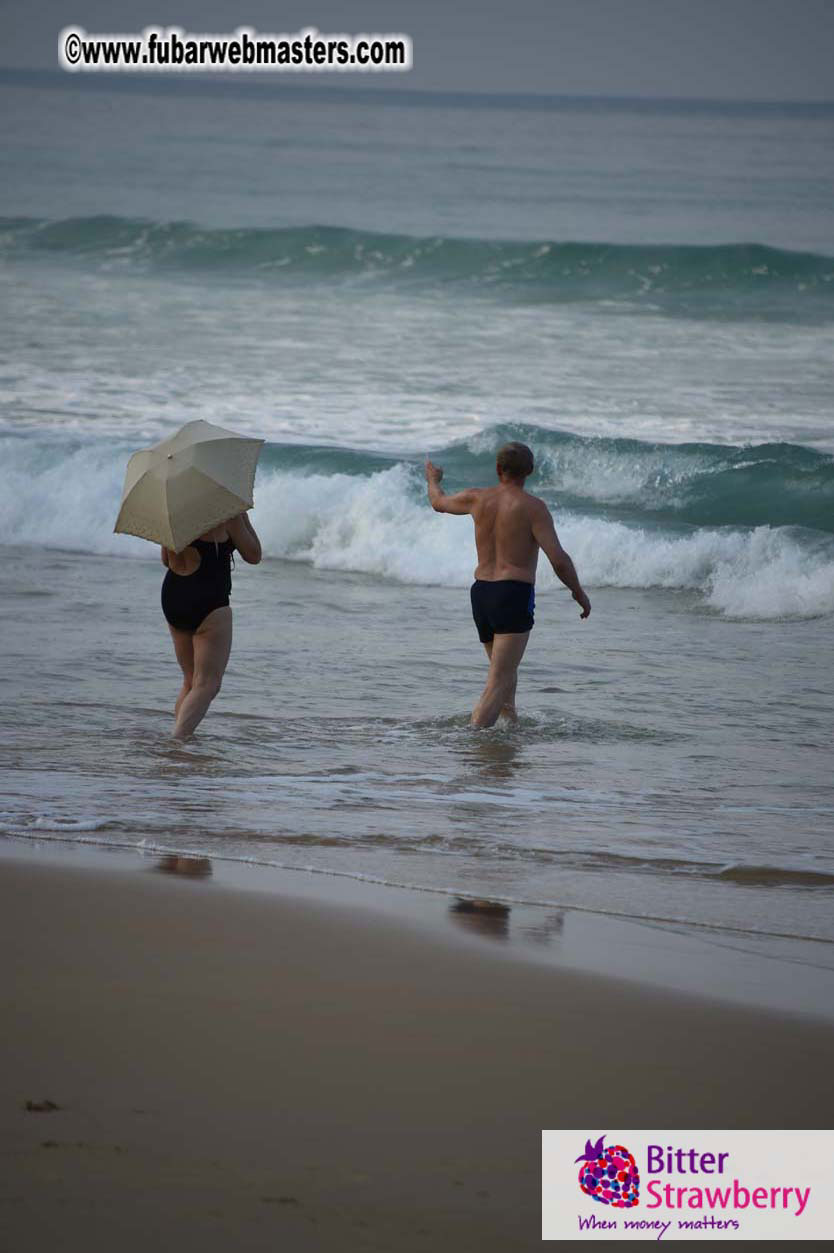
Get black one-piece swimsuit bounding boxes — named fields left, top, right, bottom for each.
left=161, top=538, right=235, bottom=633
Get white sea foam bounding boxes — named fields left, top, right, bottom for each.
left=566, top=514, right=834, bottom=617
left=2, top=439, right=832, bottom=620
left=252, top=467, right=834, bottom=619
left=31, top=816, right=112, bottom=832
left=253, top=464, right=473, bottom=586
left=0, top=437, right=149, bottom=558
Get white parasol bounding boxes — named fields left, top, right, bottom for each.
left=114, top=419, right=264, bottom=552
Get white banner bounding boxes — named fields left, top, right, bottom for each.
left=542, top=1130, right=833, bottom=1241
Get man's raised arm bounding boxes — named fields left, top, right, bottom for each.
left=425, top=460, right=478, bottom=515
left=531, top=499, right=591, bottom=619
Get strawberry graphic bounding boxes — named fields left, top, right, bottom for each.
left=576, top=1134, right=640, bottom=1208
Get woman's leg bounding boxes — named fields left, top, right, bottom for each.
left=172, top=608, right=233, bottom=739
left=167, top=625, right=195, bottom=719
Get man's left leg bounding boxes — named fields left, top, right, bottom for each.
left=471, top=632, right=530, bottom=729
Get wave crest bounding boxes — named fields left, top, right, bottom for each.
left=2, top=430, right=832, bottom=620
left=3, top=216, right=833, bottom=317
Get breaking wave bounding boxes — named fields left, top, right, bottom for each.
left=1, top=426, right=833, bottom=620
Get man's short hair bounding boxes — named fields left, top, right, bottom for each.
left=496, top=441, right=534, bottom=481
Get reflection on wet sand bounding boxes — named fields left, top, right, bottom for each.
left=449, top=897, right=566, bottom=948
left=155, top=854, right=213, bottom=880
left=450, top=897, right=511, bottom=941
left=522, top=912, right=564, bottom=946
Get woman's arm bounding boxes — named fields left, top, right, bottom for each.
left=227, top=513, right=262, bottom=564
left=163, top=545, right=200, bottom=575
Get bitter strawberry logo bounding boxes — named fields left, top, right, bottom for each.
left=576, top=1134, right=640, bottom=1208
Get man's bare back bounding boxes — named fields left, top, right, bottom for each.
left=425, top=441, right=590, bottom=728
left=470, top=484, right=545, bottom=583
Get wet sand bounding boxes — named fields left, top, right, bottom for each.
left=2, top=848, right=833, bottom=1251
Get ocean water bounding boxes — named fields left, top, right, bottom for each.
left=1, top=75, right=833, bottom=963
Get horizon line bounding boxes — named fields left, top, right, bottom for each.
left=1, top=66, right=832, bottom=114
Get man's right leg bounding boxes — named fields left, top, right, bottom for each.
left=471, top=632, right=530, bottom=729
left=482, top=641, right=519, bottom=722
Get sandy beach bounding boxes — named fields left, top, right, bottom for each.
left=2, top=844, right=833, bottom=1252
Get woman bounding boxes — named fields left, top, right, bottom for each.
left=160, top=512, right=262, bottom=739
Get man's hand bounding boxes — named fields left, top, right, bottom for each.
left=574, top=588, right=591, bottom=619
left=425, top=459, right=443, bottom=485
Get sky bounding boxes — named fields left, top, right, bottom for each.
left=1, top=0, right=833, bottom=101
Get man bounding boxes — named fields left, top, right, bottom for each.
left=426, top=441, right=590, bottom=728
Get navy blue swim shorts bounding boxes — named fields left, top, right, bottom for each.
left=470, top=579, right=535, bottom=643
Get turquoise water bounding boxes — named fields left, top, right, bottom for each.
left=1, top=75, right=832, bottom=956
left=4, top=218, right=834, bottom=321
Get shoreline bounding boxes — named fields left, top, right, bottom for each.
left=3, top=833, right=834, bottom=1024
left=4, top=839, right=834, bottom=1250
